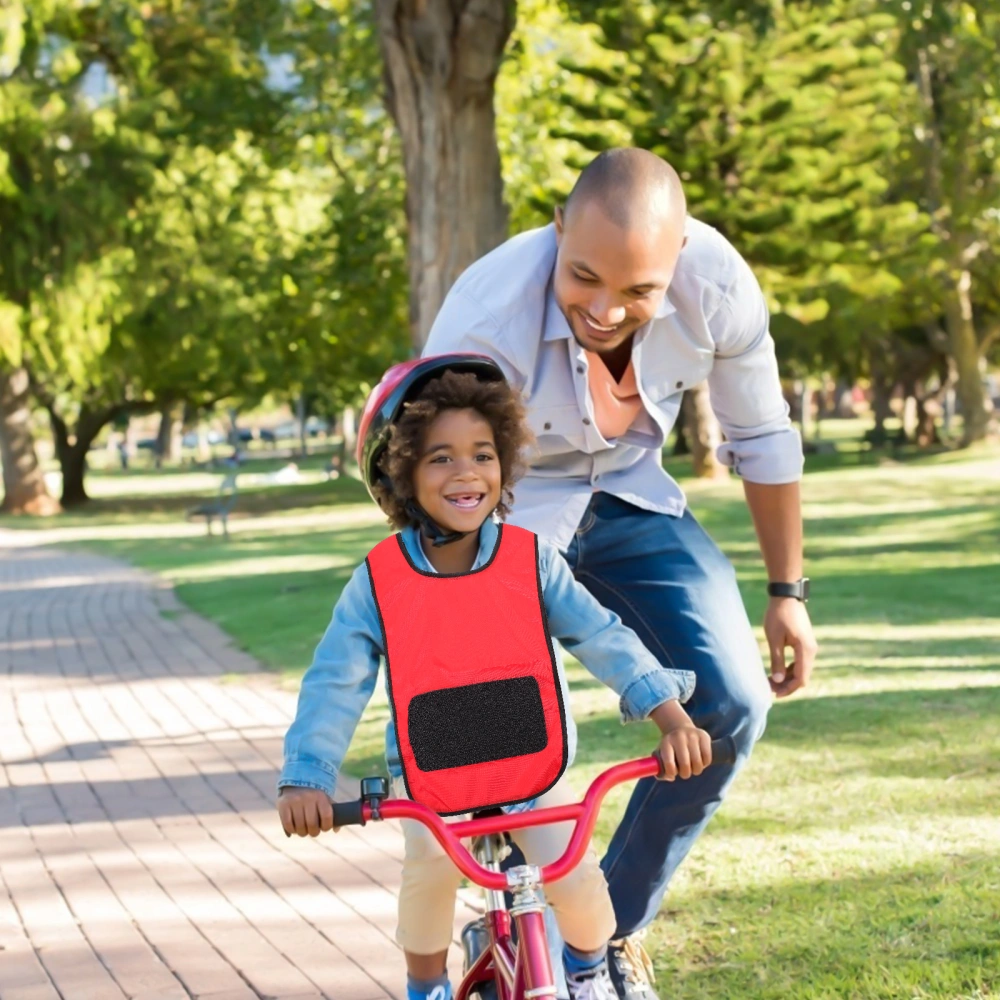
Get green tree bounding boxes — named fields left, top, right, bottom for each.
left=889, top=0, right=1000, bottom=442
left=0, top=0, right=292, bottom=506
left=2, top=0, right=410, bottom=505
left=0, top=0, right=151, bottom=512
left=564, top=0, right=926, bottom=344
left=495, top=0, right=606, bottom=232
left=554, top=0, right=931, bottom=465
left=274, top=0, right=410, bottom=402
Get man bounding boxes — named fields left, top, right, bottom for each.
left=424, top=148, right=818, bottom=1000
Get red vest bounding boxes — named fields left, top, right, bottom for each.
left=366, top=524, right=568, bottom=815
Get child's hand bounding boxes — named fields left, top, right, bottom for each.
left=655, top=726, right=712, bottom=781
left=278, top=787, right=336, bottom=837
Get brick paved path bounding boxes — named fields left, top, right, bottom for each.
left=0, top=540, right=481, bottom=1000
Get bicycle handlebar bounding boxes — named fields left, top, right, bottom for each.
left=332, top=736, right=737, bottom=890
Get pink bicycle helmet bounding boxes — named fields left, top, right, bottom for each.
left=356, top=353, right=507, bottom=504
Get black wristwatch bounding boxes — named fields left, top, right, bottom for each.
left=767, top=578, right=810, bottom=602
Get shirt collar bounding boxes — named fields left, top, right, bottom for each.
left=544, top=282, right=573, bottom=342
left=656, top=292, right=677, bottom=319
left=401, top=517, right=500, bottom=574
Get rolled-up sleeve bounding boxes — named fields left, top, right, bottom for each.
left=539, top=543, right=695, bottom=722
left=708, top=256, right=804, bottom=484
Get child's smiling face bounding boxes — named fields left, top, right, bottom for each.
left=413, top=407, right=502, bottom=535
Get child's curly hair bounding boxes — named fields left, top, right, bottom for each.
left=373, top=370, right=534, bottom=531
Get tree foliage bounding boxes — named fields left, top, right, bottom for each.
left=0, top=0, right=409, bottom=504
left=558, top=0, right=932, bottom=379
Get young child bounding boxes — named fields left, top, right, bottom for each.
left=277, top=355, right=712, bottom=1000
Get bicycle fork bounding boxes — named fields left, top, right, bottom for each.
left=458, top=836, right=557, bottom=1000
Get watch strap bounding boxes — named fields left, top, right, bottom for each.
left=767, top=578, right=810, bottom=602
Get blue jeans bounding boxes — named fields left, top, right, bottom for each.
left=564, top=493, right=771, bottom=937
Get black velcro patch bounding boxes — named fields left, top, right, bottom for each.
left=408, top=676, right=549, bottom=772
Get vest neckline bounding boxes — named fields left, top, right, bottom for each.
left=396, top=522, right=506, bottom=578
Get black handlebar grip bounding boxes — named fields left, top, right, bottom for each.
left=655, top=735, right=738, bottom=777
left=710, top=736, right=738, bottom=766
left=331, top=800, right=365, bottom=827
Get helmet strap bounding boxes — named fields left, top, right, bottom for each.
left=403, top=499, right=469, bottom=548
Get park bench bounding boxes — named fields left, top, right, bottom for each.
left=186, top=473, right=238, bottom=539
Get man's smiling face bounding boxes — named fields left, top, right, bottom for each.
left=552, top=199, right=685, bottom=356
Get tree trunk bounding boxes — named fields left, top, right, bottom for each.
left=376, top=0, right=515, bottom=347
left=942, top=266, right=990, bottom=444
left=48, top=403, right=122, bottom=507
left=671, top=399, right=689, bottom=455
left=870, top=365, right=894, bottom=448
left=682, top=383, right=728, bottom=479
left=297, top=393, right=308, bottom=458
left=914, top=396, right=940, bottom=448
left=915, top=48, right=991, bottom=446
left=155, top=403, right=183, bottom=466
left=798, top=381, right=813, bottom=441
left=49, top=409, right=86, bottom=507
left=0, top=366, right=60, bottom=515
left=60, top=445, right=89, bottom=506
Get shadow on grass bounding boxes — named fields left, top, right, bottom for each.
left=760, top=684, right=1000, bottom=753
left=95, top=522, right=387, bottom=575
left=0, top=474, right=373, bottom=526
left=648, top=851, right=1000, bottom=1000
left=568, top=685, right=1000, bottom=778
left=737, top=561, right=1000, bottom=629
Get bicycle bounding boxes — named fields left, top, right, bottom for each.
left=332, top=736, right=737, bottom=1000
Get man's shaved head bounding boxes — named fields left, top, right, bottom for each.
left=563, top=148, right=686, bottom=231
left=552, top=149, right=688, bottom=359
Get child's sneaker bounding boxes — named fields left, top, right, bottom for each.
left=565, top=960, right=617, bottom=1000
left=406, top=979, right=451, bottom=1000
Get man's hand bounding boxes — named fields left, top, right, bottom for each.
left=278, top=787, right=336, bottom=838
left=655, top=725, right=713, bottom=781
left=764, top=597, right=818, bottom=697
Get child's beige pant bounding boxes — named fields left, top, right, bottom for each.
left=394, top=776, right=617, bottom=956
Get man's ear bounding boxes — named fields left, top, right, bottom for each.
left=554, top=204, right=564, bottom=240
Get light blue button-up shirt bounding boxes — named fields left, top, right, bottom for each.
left=424, top=219, right=804, bottom=551
left=279, top=519, right=694, bottom=798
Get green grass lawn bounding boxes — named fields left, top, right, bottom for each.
left=4, top=438, right=999, bottom=999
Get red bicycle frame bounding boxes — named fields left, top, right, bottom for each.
left=395, top=756, right=662, bottom=999
left=334, top=737, right=736, bottom=1000
left=335, top=739, right=735, bottom=1000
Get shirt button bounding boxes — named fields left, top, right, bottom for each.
left=543, top=422, right=551, bottom=431
left=576, top=364, right=585, bottom=374
left=582, top=417, right=591, bottom=426
left=676, top=380, right=684, bottom=389
left=594, top=473, right=601, bottom=481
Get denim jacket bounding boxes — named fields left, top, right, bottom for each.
left=278, top=518, right=695, bottom=798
